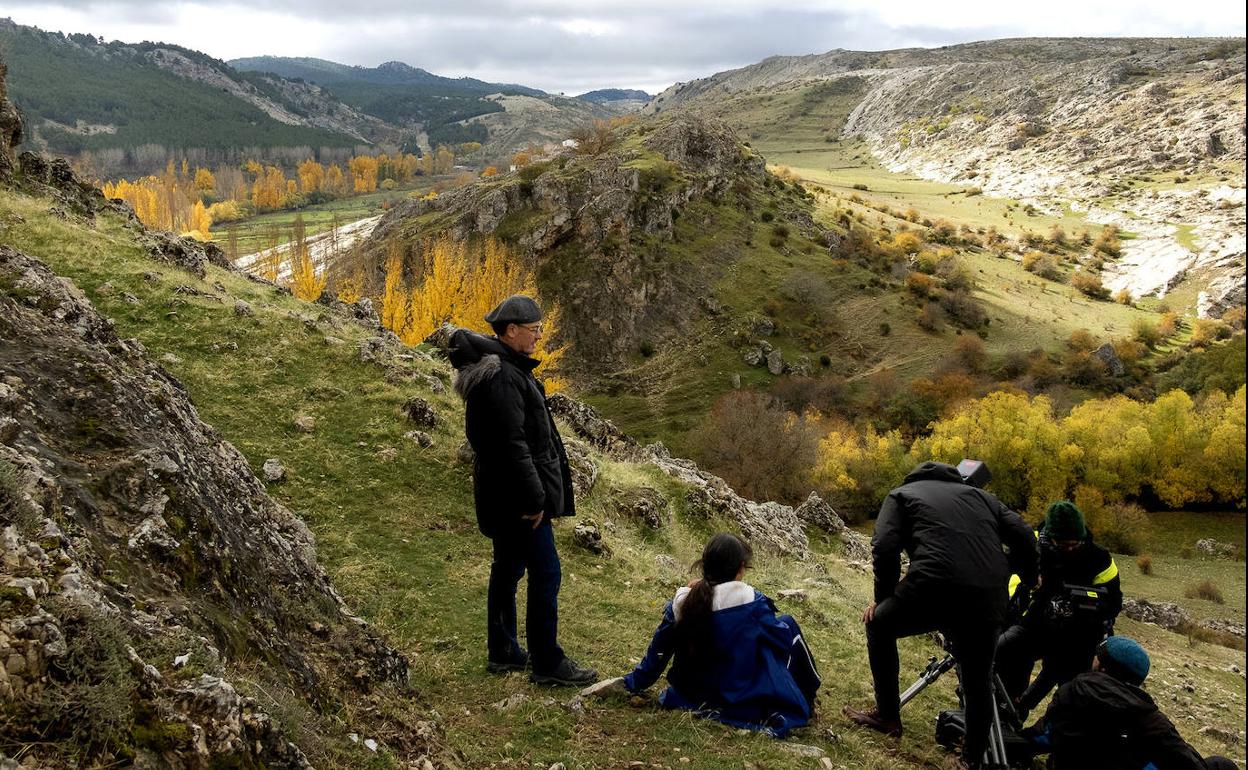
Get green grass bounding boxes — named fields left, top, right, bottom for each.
left=5, top=172, right=1243, bottom=768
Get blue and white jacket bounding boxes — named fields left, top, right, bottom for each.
left=621, top=581, right=813, bottom=737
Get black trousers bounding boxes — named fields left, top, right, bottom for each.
left=867, top=590, right=1001, bottom=761
left=487, top=519, right=564, bottom=672
left=997, top=622, right=1099, bottom=714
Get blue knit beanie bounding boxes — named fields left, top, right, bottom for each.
left=1099, top=636, right=1150, bottom=685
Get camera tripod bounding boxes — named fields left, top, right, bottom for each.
left=899, top=647, right=1023, bottom=770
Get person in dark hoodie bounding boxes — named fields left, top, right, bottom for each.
left=447, top=295, right=597, bottom=687
left=582, top=533, right=821, bottom=737
left=1028, top=636, right=1236, bottom=770
left=843, top=461, right=1038, bottom=768
left=997, top=500, right=1123, bottom=720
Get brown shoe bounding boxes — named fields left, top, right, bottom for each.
left=842, top=704, right=903, bottom=738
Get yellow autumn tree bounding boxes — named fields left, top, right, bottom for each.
left=324, top=164, right=347, bottom=196
left=380, top=244, right=410, bottom=333
left=348, top=155, right=379, bottom=193
left=287, top=216, right=326, bottom=301
left=298, top=159, right=325, bottom=193
left=183, top=200, right=213, bottom=241
left=193, top=167, right=216, bottom=193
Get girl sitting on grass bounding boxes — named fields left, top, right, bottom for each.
left=585, top=532, right=820, bottom=736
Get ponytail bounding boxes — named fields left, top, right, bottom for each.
left=676, top=533, right=753, bottom=659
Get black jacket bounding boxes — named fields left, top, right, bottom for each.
left=1026, top=533, right=1123, bottom=632
left=872, top=462, right=1038, bottom=616
left=1040, top=670, right=1206, bottom=770
left=449, top=329, right=575, bottom=538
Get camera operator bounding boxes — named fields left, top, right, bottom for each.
left=996, top=501, right=1122, bottom=718
left=1026, top=636, right=1237, bottom=770
left=843, top=460, right=1038, bottom=768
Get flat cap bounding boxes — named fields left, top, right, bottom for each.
left=485, top=294, right=542, bottom=325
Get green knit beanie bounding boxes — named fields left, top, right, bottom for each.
left=1043, top=500, right=1087, bottom=540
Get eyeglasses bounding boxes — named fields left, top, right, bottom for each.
left=518, top=323, right=544, bottom=334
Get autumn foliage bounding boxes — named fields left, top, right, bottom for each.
left=378, top=236, right=566, bottom=389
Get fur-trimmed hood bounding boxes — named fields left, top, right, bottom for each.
left=448, top=328, right=536, bottom=399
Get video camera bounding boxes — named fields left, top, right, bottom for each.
left=956, top=459, right=991, bottom=489
left=1045, top=584, right=1107, bottom=624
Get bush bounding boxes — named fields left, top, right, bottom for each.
left=1077, top=488, right=1150, bottom=555
left=1136, top=554, right=1153, bottom=575
left=879, top=322, right=891, bottom=336
left=1070, top=270, right=1110, bottom=300
left=906, top=272, right=938, bottom=297
left=1022, top=251, right=1061, bottom=280
left=1093, top=226, right=1122, bottom=257
left=1114, top=287, right=1134, bottom=306
left=1185, top=580, right=1225, bottom=604
left=1133, top=318, right=1162, bottom=348
left=917, top=302, right=946, bottom=332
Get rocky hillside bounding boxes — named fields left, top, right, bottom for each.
left=365, top=114, right=819, bottom=369
left=648, top=38, right=1247, bottom=317
left=0, top=79, right=438, bottom=769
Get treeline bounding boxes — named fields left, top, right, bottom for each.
left=700, top=384, right=1245, bottom=551
left=100, top=147, right=456, bottom=239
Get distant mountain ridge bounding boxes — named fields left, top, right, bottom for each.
left=578, top=88, right=652, bottom=103
left=0, top=19, right=377, bottom=164
left=230, top=55, right=545, bottom=95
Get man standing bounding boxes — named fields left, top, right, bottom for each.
left=448, top=295, right=597, bottom=686
left=843, top=461, right=1038, bottom=767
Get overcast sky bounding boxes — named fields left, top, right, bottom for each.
left=6, top=1, right=1245, bottom=94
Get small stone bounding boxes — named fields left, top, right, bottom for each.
left=234, top=300, right=253, bottom=317
left=778, top=589, right=808, bottom=602
left=456, top=442, right=476, bottom=465
left=173, top=653, right=190, bottom=668
left=0, top=417, right=18, bottom=443
left=363, top=738, right=378, bottom=752
left=572, top=520, right=609, bottom=556
left=96, top=281, right=115, bottom=296
left=549, top=764, right=567, bottom=770
left=323, top=335, right=345, bottom=346
left=401, top=397, right=439, bottom=427
left=766, top=349, right=785, bottom=375
left=404, top=430, right=434, bottom=448
left=293, top=415, right=316, bottom=433
left=161, top=352, right=182, bottom=365
left=262, top=458, right=286, bottom=482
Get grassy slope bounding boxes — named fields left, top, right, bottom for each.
left=2, top=185, right=1242, bottom=768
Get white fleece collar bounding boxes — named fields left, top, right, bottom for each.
left=671, top=580, right=756, bottom=621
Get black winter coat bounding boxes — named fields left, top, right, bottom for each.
left=448, top=329, right=575, bottom=538
left=1026, top=533, right=1123, bottom=633
left=1040, top=670, right=1206, bottom=770
left=872, top=462, right=1038, bottom=619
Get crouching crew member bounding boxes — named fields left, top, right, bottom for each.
left=1027, top=636, right=1237, bottom=770
left=997, top=500, right=1122, bottom=718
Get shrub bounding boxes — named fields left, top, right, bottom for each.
left=772, top=223, right=790, bottom=239
left=917, top=302, right=946, bottom=332
left=1185, top=580, right=1225, bottom=604
left=1048, top=226, right=1067, bottom=246
left=1093, top=226, right=1122, bottom=257
left=1133, top=318, right=1162, bottom=348
left=1113, top=287, right=1134, bottom=306
left=852, top=183, right=869, bottom=191
left=1136, top=554, right=1153, bottom=575
left=639, top=340, right=655, bottom=357
left=906, top=272, right=938, bottom=297
left=1191, top=319, right=1231, bottom=347
left=1070, top=270, right=1110, bottom=300
left=952, top=335, right=987, bottom=374
left=940, top=289, right=987, bottom=328
left=1022, top=251, right=1061, bottom=280
left=879, top=322, right=891, bottom=336
left=1077, top=488, right=1150, bottom=555
left=760, top=210, right=775, bottom=222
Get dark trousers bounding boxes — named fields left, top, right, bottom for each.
left=997, top=622, right=1098, bottom=714
left=487, top=519, right=564, bottom=672
left=867, top=592, right=1000, bottom=761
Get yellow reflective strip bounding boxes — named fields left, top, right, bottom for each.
left=1086, top=591, right=1098, bottom=598
left=1008, top=574, right=1022, bottom=597
left=1092, top=559, right=1119, bottom=585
